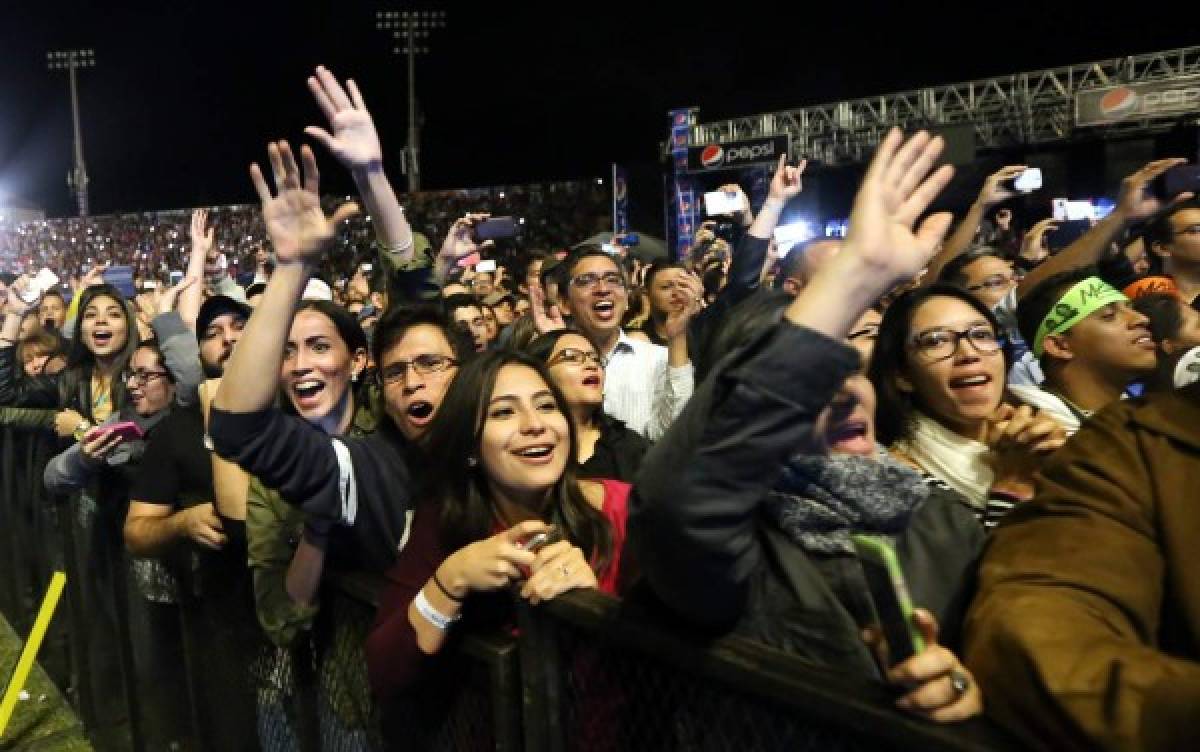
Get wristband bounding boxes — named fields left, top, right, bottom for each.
left=432, top=570, right=464, bottom=602
left=414, top=589, right=461, bottom=631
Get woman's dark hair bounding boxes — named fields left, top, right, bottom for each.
left=696, top=290, right=790, bottom=382
left=60, top=284, right=140, bottom=417
left=867, top=284, right=1006, bottom=446
left=370, top=304, right=473, bottom=371
left=505, top=314, right=540, bottom=351
left=523, top=328, right=604, bottom=422
left=296, top=300, right=368, bottom=357
left=1132, top=292, right=1189, bottom=391
left=424, top=349, right=615, bottom=575
left=939, top=245, right=1007, bottom=288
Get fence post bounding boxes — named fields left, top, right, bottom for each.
left=515, top=599, right=564, bottom=752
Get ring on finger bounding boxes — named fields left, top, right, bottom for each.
left=949, top=668, right=970, bottom=696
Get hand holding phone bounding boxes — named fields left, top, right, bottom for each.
left=852, top=534, right=925, bottom=667
left=86, top=421, right=145, bottom=444
left=704, top=190, right=746, bottom=216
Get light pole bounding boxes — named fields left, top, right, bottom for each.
left=47, top=49, right=95, bottom=217
left=375, top=10, right=446, bottom=193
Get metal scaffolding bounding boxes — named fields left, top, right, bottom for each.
left=688, top=46, right=1200, bottom=166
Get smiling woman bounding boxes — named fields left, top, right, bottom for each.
left=366, top=349, right=630, bottom=704
left=869, top=284, right=1066, bottom=513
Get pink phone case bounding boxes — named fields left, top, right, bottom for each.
left=91, top=421, right=144, bottom=443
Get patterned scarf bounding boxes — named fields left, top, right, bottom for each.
left=764, top=447, right=930, bottom=555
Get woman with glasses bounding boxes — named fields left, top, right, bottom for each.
left=868, top=284, right=1067, bottom=524
left=524, top=328, right=649, bottom=483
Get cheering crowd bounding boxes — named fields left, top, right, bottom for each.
left=3, top=64, right=1200, bottom=752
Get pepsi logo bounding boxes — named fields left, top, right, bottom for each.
left=700, top=144, right=724, bottom=168
left=1100, top=88, right=1138, bottom=117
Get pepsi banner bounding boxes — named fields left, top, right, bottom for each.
left=1076, top=77, right=1200, bottom=127
left=686, top=135, right=791, bottom=173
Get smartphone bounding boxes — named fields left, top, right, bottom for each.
left=518, top=532, right=552, bottom=553
left=473, top=217, right=518, bottom=242
left=851, top=534, right=925, bottom=667
left=19, top=268, right=59, bottom=304
left=103, top=265, right=137, bottom=299
left=600, top=243, right=619, bottom=255
left=475, top=259, right=498, bottom=274
left=1046, top=219, right=1092, bottom=251
left=1008, top=168, right=1042, bottom=194
left=1150, top=164, right=1200, bottom=201
left=85, top=421, right=145, bottom=444
left=141, top=280, right=158, bottom=292
left=360, top=262, right=374, bottom=274
left=169, top=270, right=184, bottom=285
left=704, top=190, right=745, bottom=216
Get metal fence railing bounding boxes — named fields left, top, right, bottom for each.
left=1, top=423, right=1023, bottom=752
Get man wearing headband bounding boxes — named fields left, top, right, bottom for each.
left=1010, top=267, right=1157, bottom=433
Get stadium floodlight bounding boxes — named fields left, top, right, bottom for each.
left=47, top=49, right=96, bottom=216
left=374, top=9, right=447, bottom=193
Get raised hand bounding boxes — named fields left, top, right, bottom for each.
left=662, top=270, right=704, bottom=341
left=978, top=165, right=1029, bottom=207
left=79, top=263, right=108, bottom=292
left=157, top=275, right=197, bottom=315
left=1116, top=157, right=1193, bottom=223
left=304, top=65, right=383, bottom=170
left=438, top=214, right=488, bottom=267
left=1020, top=218, right=1058, bottom=262
left=528, top=277, right=566, bottom=334
left=5, top=275, right=34, bottom=315
left=249, top=140, right=360, bottom=266
left=190, top=209, right=215, bottom=260
left=766, top=153, right=807, bottom=204
left=841, top=129, right=956, bottom=285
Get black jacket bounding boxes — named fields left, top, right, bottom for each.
left=209, top=405, right=415, bottom=573
left=579, top=414, right=650, bottom=484
left=628, top=322, right=984, bottom=679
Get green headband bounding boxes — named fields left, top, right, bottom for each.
left=1033, top=277, right=1128, bottom=358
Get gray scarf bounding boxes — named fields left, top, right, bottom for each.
left=764, top=448, right=930, bottom=555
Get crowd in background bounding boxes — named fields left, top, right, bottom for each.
left=3, top=63, right=1200, bottom=752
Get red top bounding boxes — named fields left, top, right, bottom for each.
left=365, top=479, right=630, bottom=701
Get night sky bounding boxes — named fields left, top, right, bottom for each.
left=1, top=2, right=1196, bottom=218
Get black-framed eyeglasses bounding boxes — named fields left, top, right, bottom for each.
left=966, top=274, right=1018, bottom=292
left=908, top=325, right=1000, bottom=363
left=122, top=369, right=170, bottom=386
left=379, top=354, right=458, bottom=385
left=570, top=271, right=624, bottom=290
left=548, top=347, right=602, bottom=368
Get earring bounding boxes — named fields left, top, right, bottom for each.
left=467, top=456, right=478, bottom=467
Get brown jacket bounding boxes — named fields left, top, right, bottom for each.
left=964, top=383, right=1200, bottom=752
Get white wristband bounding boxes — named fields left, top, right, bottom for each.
left=414, top=589, right=461, bottom=631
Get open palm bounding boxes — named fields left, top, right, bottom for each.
left=305, top=66, right=382, bottom=169
left=250, top=140, right=358, bottom=265
left=843, top=129, right=956, bottom=284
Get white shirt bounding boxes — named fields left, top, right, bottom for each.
left=602, top=330, right=693, bottom=441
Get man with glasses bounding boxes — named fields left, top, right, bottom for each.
left=556, top=248, right=694, bottom=441
left=1011, top=267, right=1157, bottom=435
left=1146, top=198, right=1200, bottom=308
